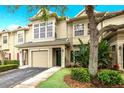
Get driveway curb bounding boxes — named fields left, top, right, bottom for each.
left=13, top=67, right=61, bottom=88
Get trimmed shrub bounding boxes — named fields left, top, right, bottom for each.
left=97, top=69, right=122, bottom=85
left=3, top=60, right=19, bottom=65
left=71, top=68, right=90, bottom=82
left=0, top=64, right=18, bottom=72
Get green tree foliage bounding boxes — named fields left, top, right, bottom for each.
left=73, top=39, right=112, bottom=69
left=98, top=40, right=112, bottom=69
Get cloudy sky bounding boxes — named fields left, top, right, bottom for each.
left=0, top=5, right=124, bottom=30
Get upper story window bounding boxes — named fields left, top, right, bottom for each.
left=18, top=33, right=23, bottom=43
left=34, top=24, right=39, bottom=39
left=33, top=21, right=54, bottom=39
left=47, top=22, right=53, bottom=37
left=40, top=23, right=45, bottom=38
left=3, top=36, right=7, bottom=44
left=74, top=24, right=84, bottom=36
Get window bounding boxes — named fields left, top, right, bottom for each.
left=18, top=33, right=23, bottom=43
left=74, top=24, right=84, bottom=36
left=34, top=24, right=39, bottom=39
left=40, top=23, right=45, bottom=38
left=47, top=22, right=53, bottom=37
left=33, top=22, right=53, bottom=39
left=3, top=36, right=7, bottom=44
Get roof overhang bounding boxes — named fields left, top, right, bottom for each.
left=15, top=38, right=70, bottom=48
left=0, top=27, right=29, bottom=35
left=67, top=12, right=105, bottom=23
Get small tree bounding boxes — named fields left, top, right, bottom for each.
left=1, top=50, right=5, bottom=65
left=98, top=40, right=112, bottom=69
left=78, top=39, right=89, bottom=67
left=77, top=39, right=112, bottom=69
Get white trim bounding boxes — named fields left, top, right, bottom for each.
left=30, top=48, right=50, bottom=68
left=19, top=49, right=23, bottom=66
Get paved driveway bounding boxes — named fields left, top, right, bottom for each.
left=0, top=67, right=48, bottom=88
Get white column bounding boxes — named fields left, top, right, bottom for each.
left=117, top=44, right=123, bottom=70
left=19, top=49, right=23, bottom=66
left=28, top=49, right=32, bottom=67
left=61, top=46, right=65, bottom=67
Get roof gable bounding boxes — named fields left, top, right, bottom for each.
left=75, top=9, right=100, bottom=17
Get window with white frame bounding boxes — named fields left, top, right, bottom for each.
left=40, top=23, right=45, bottom=38
left=33, top=22, right=53, bottom=39
left=34, top=24, right=39, bottom=39
left=3, top=36, right=7, bottom=44
left=74, top=24, right=84, bottom=36
left=18, top=33, right=23, bottom=43
left=47, top=22, right=53, bottom=37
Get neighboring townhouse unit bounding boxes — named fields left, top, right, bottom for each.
left=0, top=9, right=124, bottom=70
left=0, top=27, right=28, bottom=61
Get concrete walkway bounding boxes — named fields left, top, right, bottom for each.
left=13, top=67, right=61, bottom=88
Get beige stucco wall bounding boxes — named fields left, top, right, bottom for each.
left=26, top=27, right=32, bottom=43
left=56, top=20, right=67, bottom=39
left=103, top=15, right=124, bottom=27
left=67, top=23, right=73, bottom=43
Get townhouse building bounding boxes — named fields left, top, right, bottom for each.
left=0, top=9, right=124, bottom=70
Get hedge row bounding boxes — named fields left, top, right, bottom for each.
left=0, top=60, right=19, bottom=65
left=0, top=64, right=19, bottom=72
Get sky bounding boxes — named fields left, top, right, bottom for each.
left=0, top=5, right=124, bottom=30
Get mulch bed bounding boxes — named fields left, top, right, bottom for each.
left=64, top=75, right=94, bottom=88
left=64, top=75, right=124, bottom=88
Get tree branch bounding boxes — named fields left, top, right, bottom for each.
left=98, top=24, right=124, bottom=38
left=97, top=10, right=124, bottom=24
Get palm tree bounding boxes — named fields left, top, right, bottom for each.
left=85, top=5, right=124, bottom=76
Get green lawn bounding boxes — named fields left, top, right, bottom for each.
left=37, top=68, right=71, bottom=88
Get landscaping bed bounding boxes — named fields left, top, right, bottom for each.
left=64, top=68, right=124, bottom=88
left=64, top=74, right=124, bottom=88
left=64, top=75, right=94, bottom=88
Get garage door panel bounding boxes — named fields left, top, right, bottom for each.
left=32, top=50, right=48, bottom=67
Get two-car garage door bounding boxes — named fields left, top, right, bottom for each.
left=32, top=50, right=48, bottom=67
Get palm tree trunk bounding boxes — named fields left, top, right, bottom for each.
left=85, top=5, right=98, bottom=76
left=89, top=32, right=98, bottom=76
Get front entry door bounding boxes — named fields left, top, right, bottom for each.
left=56, top=48, right=61, bottom=66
